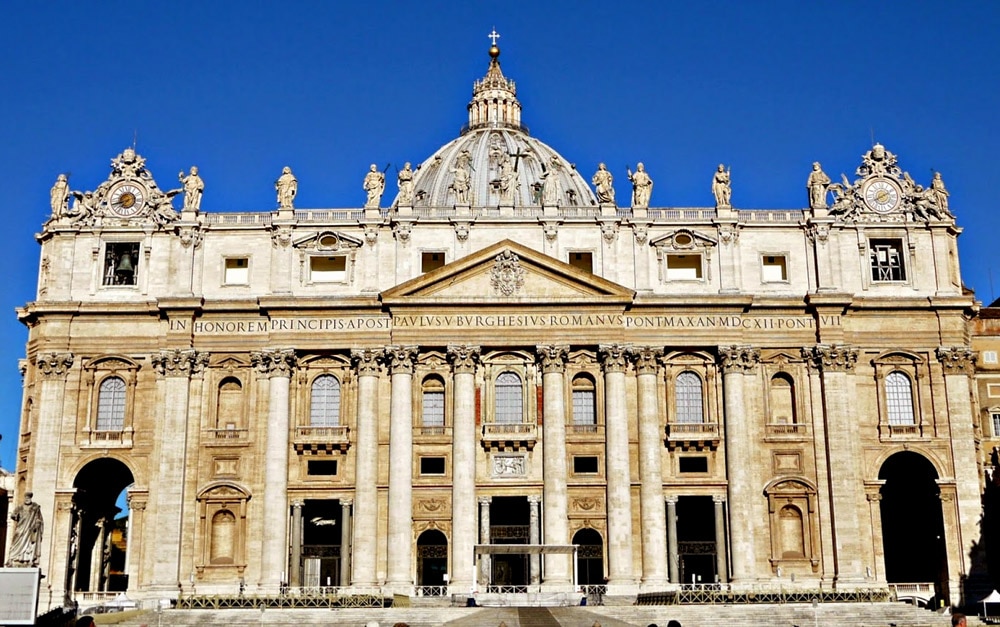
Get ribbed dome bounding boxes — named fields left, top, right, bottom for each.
left=401, top=41, right=598, bottom=208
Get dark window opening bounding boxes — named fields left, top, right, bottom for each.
left=679, top=457, right=708, bottom=473
left=307, top=460, right=338, bottom=476
left=103, top=242, right=140, bottom=286
left=573, top=456, right=599, bottom=474
left=420, top=457, right=446, bottom=475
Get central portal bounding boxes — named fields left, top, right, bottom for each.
left=489, top=496, right=530, bottom=588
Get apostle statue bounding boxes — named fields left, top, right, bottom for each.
left=930, top=172, right=950, bottom=215
left=178, top=166, right=204, bottom=212
left=396, top=162, right=415, bottom=206
left=627, top=162, right=653, bottom=208
left=541, top=156, right=563, bottom=205
left=592, top=163, right=615, bottom=205
left=497, top=156, right=516, bottom=205
left=712, top=164, right=731, bottom=208
left=363, top=164, right=386, bottom=208
left=50, top=174, right=70, bottom=217
left=806, top=162, right=831, bottom=210
left=449, top=150, right=473, bottom=205
left=6, top=492, right=43, bottom=567
left=275, top=166, right=298, bottom=209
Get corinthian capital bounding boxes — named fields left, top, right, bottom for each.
left=351, top=348, right=383, bottom=377
left=599, top=344, right=629, bottom=373
left=386, top=345, right=418, bottom=374
left=36, top=352, right=74, bottom=379
left=153, top=349, right=208, bottom=378
left=936, top=346, right=976, bottom=375
left=447, top=345, right=480, bottom=375
left=802, top=344, right=858, bottom=372
left=718, top=345, right=760, bottom=374
left=250, top=348, right=297, bottom=378
left=629, top=346, right=662, bottom=375
left=536, top=345, right=568, bottom=374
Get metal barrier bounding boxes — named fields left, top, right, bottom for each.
left=177, top=586, right=390, bottom=610
left=636, top=584, right=893, bottom=606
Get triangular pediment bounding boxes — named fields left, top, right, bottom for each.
left=381, top=239, right=634, bottom=304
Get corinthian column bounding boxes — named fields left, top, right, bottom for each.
left=718, top=345, right=760, bottom=582
left=150, top=349, right=208, bottom=590
left=29, top=352, right=73, bottom=586
left=631, top=346, right=667, bottom=586
left=448, top=345, right=479, bottom=593
left=804, top=344, right=864, bottom=583
left=600, top=344, right=634, bottom=587
left=252, top=348, right=296, bottom=591
left=387, top=346, right=417, bottom=590
left=537, top=345, right=571, bottom=585
left=936, top=347, right=981, bottom=601
left=350, top=349, right=382, bottom=586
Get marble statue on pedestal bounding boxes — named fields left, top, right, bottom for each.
left=6, top=492, right=43, bottom=568
left=396, top=162, right=415, bottom=206
left=592, top=163, right=615, bottom=204
left=712, top=164, right=731, bottom=208
left=178, top=166, right=204, bottom=212
left=275, top=166, right=298, bottom=209
left=50, top=174, right=70, bottom=217
left=363, top=164, right=386, bottom=208
left=627, top=162, right=652, bottom=208
left=807, top=162, right=831, bottom=210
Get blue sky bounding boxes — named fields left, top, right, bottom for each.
left=1, top=1, right=998, bottom=467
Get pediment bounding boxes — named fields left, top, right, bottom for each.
left=381, top=239, right=634, bottom=304
left=293, top=230, right=363, bottom=251
left=650, top=229, right=717, bottom=250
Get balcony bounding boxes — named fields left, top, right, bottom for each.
left=879, top=422, right=924, bottom=441
left=764, top=423, right=809, bottom=441
left=664, top=422, right=720, bottom=451
left=294, top=425, right=351, bottom=454
left=481, top=422, right=537, bottom=451
left=202, top=428, right=250, bottom=447
left=81, top=428, right=133, bottom=449
left=566, top=422, right=605, bottom=442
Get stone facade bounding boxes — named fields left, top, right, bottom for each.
left=10, top=42, right=991, bottom=610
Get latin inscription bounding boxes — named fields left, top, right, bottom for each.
left=168, top=314, right=839, bottom=335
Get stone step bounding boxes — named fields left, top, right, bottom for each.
left=517, top=607, right=562, bottom=626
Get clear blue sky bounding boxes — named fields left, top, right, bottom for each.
left=1, top=1, right=998, bottom=467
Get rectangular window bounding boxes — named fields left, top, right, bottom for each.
left=420, top=457, right=446, bottom=475
left=307, top=460, right=338, bottom=476
left=984, top=351, right=998, bottom=365
left=666, top=254, right=702, bottom=280
left=422, top=390, right=445, bottom=428
left=310, top=256, right=347, bottom=283
left=992, top=413, right=1000, bottom=438
left=572, top=389, right=596, bottom=425
left=990, top=384, right=1000, bottom=398
left=761, top=255, right=788, bottom=282
left=224, top=257, right=249, bottom=284
left=421, top=252, right=446, bottom=273
left=869, top=239, right=906, bottom=282
left=679, top=456, right=709, bottom=473
left=573, top=456, right=599, bottom=474
left=568, top=252, right=593, bottom=273
left=103, top=242, right=140, bottom=286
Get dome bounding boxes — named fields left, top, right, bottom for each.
left=400, top=42, right=598, bottom=208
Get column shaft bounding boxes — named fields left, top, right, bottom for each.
left=261, top=374, right=291, bottom=589
left=666, top=497, right=679, bottom=584
left=479, top=497, right=491, bottom=585
left=602, top=346, right=634, bottom=585
left=528, top=496, right=541, bottom=585
left=340, top=499, right=353, bottom=587
left=539, top=346, right=570, bottom=584
left=152, top=375, right=193, bottom=588
left=451, top=363, right=478, bottom=592
left=722, top=368, right=754, bottom=580
left=714, top=496, right=728, bottom=583
left=290, top=502, right=303, bottom=587
left=352, top=361, right=380, bottom=586
left=387, top=356, right=415, bottom=588
left=636, top=357, right=667, bottom=585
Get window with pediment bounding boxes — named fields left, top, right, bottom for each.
left=421, top=375, right=445, bottom=432
left=768, top=373, right=796, bottom=425
left=216, top=377, right=243, bottom=429
left=83, top=357, right=139, bottom=447
left=310, top=374, right=341, bottom=426
left=873, top=352, right=924, bottom=439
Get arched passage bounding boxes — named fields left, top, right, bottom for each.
left=416, top=529, right=448, bottom=590
left=72, top=458, right=135, bottom=593
left=573, top=528, right=604, bottom=585
left=879, top=451, right=948, bottom=599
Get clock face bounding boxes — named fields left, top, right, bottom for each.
left=109, top=183, right=146, bottom=216
left=862, top=178, right=901, bottom=214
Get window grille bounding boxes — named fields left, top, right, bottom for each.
left=495, top=372, right=523, bottom=424
left=675, top=371, right=704, bottom=423
left=885, top=371, right=915, bottom=425
left=96, top=377, right=126, bottom=431
left=422, top=390, right=445, bottom=427
left=310, top=375, right=341, bottom=426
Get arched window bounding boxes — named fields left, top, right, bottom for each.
left=495, top=372, right=522, bottom=424
left=216, top=377, right=243, bottom=429
left=310, top=375, right=341, bottom=426
left=769, top=373, right=796, bottom=424
left=572, top=375, right=596, bottom=427
left=885, top=371, right=915, bottom=425
left=96, top=377, right=126, bottom=431
left=422, top=375, right=445, bottom=429
left=675, top=371, right=704, bottom=423
left=210, top=510, right=236, bottom=564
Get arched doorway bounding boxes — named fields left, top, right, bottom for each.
left=573, top=528, right=604, bottom=585
left=416, top=529, right=448, bottom=590
left=72, top=458, right=135, bottom=594
left=879, top=451, right=948, bottom=601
